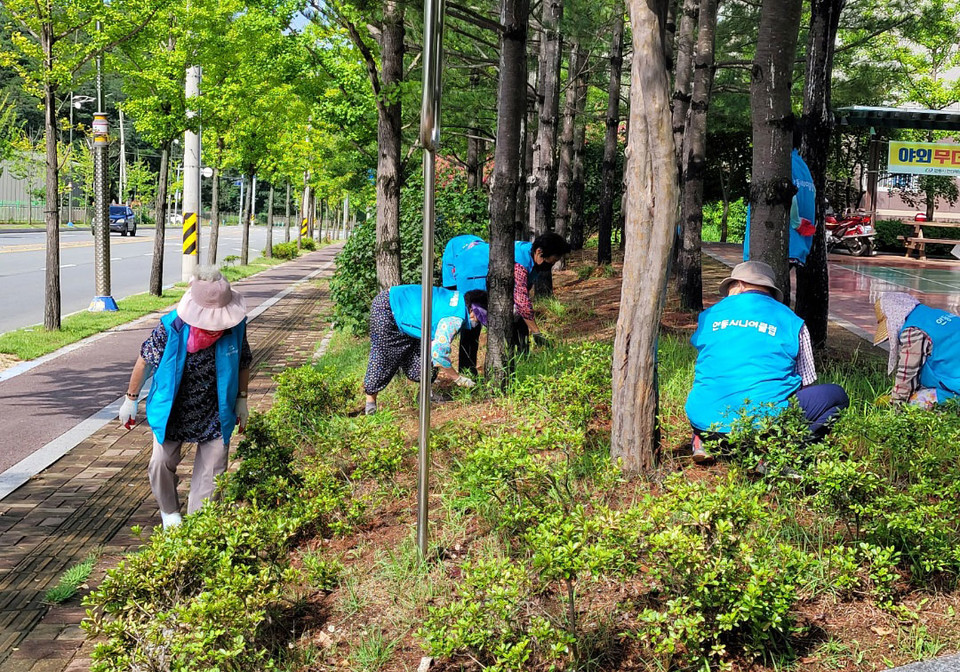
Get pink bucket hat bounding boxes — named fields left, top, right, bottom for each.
left=176, top=269, right=247, bottom=331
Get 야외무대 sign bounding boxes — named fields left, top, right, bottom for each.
left=888, top=141, right=960, bottom=176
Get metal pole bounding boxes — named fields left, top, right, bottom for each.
left=68, top=94, right=73, bottom=226
left=417, top=0, right=445, bottom=558
left=251, top=174, right=257, bottom=225
left=89, top=24, right=116, bottom=313
left=300, top=178, right=309, bottom=244
left=181, top=65, right=201, bottom=281
left=119, top=108, right=127, bottom=203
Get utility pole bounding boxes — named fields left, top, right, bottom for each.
left=181, top=64, right=201, bottom=281
left=119, top=108, right=127, bottom=203
left=300, top=178, right=309, bottom=243
left=250, top=174, right=257, bottom=225
left=89, top=23, right=117, bottom=313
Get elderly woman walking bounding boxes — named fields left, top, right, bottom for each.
left=120, top=268, right=251, bottom=529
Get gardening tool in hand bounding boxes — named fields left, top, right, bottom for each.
left=235, top=397, right=249, bottom=433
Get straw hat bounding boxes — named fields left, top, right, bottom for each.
left=873, top=299, right=888, bottom=345
left=718, top=261, right=783, bottom=303
left=176, top=268, right=247, bottom=331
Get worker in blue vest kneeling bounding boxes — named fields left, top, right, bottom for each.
left=119, top=268, right=251, bottom=529
left=685, top=261, right=849, bottom=465
left=441, top=232, right=571, bottom=373
left=874, top=292, right=960, bottom=408
left=363, top=285, right=488, bottom=415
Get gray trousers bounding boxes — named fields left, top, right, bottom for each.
left=148, top=437, right=228, bottom=515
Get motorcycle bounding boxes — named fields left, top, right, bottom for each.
left=824, top=206, right=876, bottom=257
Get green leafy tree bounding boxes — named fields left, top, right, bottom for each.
left=0, top=0, right=166, bottom=328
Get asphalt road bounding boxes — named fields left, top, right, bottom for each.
left=0, top=226, right=277, bottom=334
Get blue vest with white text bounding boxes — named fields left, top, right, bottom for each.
left=685, top=292, right=804, bottom=432
left=902, top=304, right=960, bottom=403
left=743, top=150, right=817, bottom=265
left=146, top=311, right=245, bottom=444
left=389, top=285, right=469, bottom=339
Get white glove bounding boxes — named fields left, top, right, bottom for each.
left=453, top=375, right=476, bottom=388
left=119, top=397, right=138, bottom=429
left=235, top=397, right=249, bottom=432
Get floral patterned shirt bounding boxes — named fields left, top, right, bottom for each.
left=430, top=316, right=465, bottom=368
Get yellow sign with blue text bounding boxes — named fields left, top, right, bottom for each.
left=888, top=141, right=960, bottom=176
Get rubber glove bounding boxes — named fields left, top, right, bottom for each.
left=453, top=375, right=476, bottom=388
left=119, top=397, right=137, bottom=429
left=235, top=397, right=249, bottom=432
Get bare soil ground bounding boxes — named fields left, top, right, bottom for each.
left=289, top=249, right=960, bottom=672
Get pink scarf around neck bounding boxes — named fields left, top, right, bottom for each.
left=187, top=328, right=224, bottom=353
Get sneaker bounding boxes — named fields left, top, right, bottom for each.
left=691, top=435, right=715, bottom=465
left=752, top=460, right=801, bottom=482
left=160, top=511, right=182, bottom=530
left=364, top=401, right=377, bottom=415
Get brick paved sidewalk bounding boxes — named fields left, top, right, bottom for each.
left=0, top=254, right=338, bottom=672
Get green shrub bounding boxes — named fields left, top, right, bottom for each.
left=83, top=503, right=301, bottom=672
left=634, top=474, right=811, bottom=669
left=300, top=237, right=317, bottom=251
left=299, top=550, right=343, bottom=591
left=224, top=411, right=302, bottom=506
left=701, top=198, right=747, bottom=243
left=330, top=176, right=488, bottom=334
left=420, top=557, right=574, bottom=672
left=271, top=241, right=300, bottom=260
left=271, top=365, right=355, bottom=435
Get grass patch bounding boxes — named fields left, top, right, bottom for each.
left=0, top=255, right=290, bottom=361
left=44, top=551, right=99, bottom=604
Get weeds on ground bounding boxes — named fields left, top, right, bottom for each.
left=44, top=551, right=99, bottom=604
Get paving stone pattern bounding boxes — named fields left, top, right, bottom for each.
left=0, top=256, right=335, bottom=671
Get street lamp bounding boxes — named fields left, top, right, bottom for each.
left=67, top=94, right=94, bottom=226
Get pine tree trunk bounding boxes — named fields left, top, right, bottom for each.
left=671, top=0, right=699, bottom=164
left=519, top=86, right=536, bottom=239
left=240, top=172, right=252, bottom=265
left=42, top=34, right=61, bottom=330
left=529, top=0, right=564, bottom=241
left=612, top=0, right=677, bottom=474
left=569, top=61, right=589, bottom=250
left=266, top=184, right=274, bottom=258
left=664, top=0, right=677, bottom=72
left=487, top=0, right=530, bottom=384
left=796, top=0, right=845, bottom=348
left=598, top=6, right=625, bottom=265
left=555, top=43, right=585, bottom=242
left=150, top=143, right=170, bottom=296
left=207, top=165, right=220, bottom=266
left=748, top=0, right=802, bottom=299
left=284, top=181, right=291, bottom=242
left=467, top=134, right=480, bottom=190
left=676, top=0, right=718, bottom=312
left=375, top=0, right=404, bottom=288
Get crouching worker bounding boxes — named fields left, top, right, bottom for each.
left=363, top=285, right=488, bottom=415
left=685, top=261, right=849, bottom=464
left=874, top=292, right=960, bottom=409
left=441, top=232, right=571, bottom=372
left=119, top=268, right=251, bottom=529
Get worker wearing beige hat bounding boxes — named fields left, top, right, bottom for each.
left=119, top=268, right=251, bottom=529
left=685, top=261, right=849, bottom=464
left=874, top=292, right=960, bottom=409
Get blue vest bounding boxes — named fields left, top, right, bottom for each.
left=902, top=304, right=960, bottom=403
left=441, top=235, right=485, bottom=289
left=743, top=150, right=816, bottom=265
left=685, top=292, right=805, bottom=432
left=146, top=311, right=246, bottom=444
left=441, top=237, right=537, bottom=294
left=389, top=285, right=469, bottom=339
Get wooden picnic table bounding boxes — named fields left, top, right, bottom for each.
left=899, top=220, right=960, bottom=260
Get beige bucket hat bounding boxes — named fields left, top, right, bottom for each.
left=718, top=260, right=783, bottom=302
left=176, top=269, right=247, bottom=331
